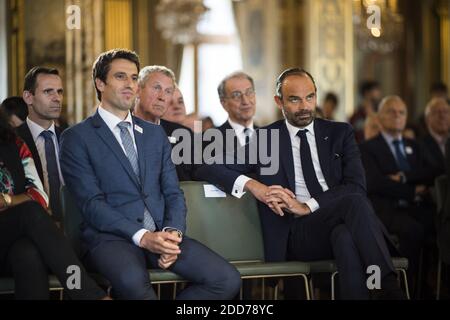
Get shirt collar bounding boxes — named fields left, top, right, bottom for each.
left=381, top=131, right=403, bottom=146
left=98, top=105, right=133, bottom=132
left=285, top=119, right=316, bottom=141
left=428, top=128, right=448, bottom=146
left=227, top=118, right=254, bottom=134
left=26, top=117, right=56, bottom=142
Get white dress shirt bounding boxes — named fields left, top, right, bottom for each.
left=26, top=117, right=65, bottom=199
left=98, top=106, right=179, bottom=246
left=232, top=120, right=329, bottom=213
left=98, top=106, right=146, bottom=246
left=227, top=118, right=255, bottom=147
left=381, top=131, right=407, bottom=163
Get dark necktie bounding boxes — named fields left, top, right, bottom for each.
left=297, top=129, right=323, bottom=197
left=392, top=139, right=411, bottom=172
left=117, top=121, right=156, bottom=231
left=243, top=128, right=251, bottom=145
left=41, top=130, right=61, bottom=221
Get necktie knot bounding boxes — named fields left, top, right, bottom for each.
left=117, top=121, right=131, bottom=131
left=392, top=139, right=401, bottom=146
left=297, top=129, right=308, bottom=139
left=41, top=130, right=53, bottom=140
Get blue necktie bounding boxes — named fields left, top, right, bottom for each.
left=117, top=122, right=156, bottom=232
left=41, top=130, right=61, bottom=221
left=297, top=129, right=323, bottom=197
left=392, top=139, right=411, bottom=172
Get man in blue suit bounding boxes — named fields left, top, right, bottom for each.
left=59, top=49, right=240, bottom=300
left=195, top=68, right=404, bottom=299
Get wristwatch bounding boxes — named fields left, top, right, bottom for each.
left=1, top=193, right=12, bottom=208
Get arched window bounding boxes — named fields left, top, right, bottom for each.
left=179, top=0, right=242, bottom=126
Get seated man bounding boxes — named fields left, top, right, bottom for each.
left=133, top=66, right=195, bottom=181
left=360, top=96, right=436, bottom=296
left=60, top=49, right=240, bottom=300
left=420, top=97, right=449, bottom=180
left=196, top=68, right=404, bottom=300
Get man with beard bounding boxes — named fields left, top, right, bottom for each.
left=195, top=68, right=405, bottom=299
left=17, top=67, right=65, bottom=222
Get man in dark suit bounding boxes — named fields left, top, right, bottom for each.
left=196, top=68, right=404, bottom=299
left=216, top=71, right=258, bottom=151
left=420, top=98, right=449, bottom=180
left=360, top=95, right=436, bottom=296
left=16, top=66, right=65, bottom=222
left=134, top=65, right=195, bottom=181
left=59, top=49, right=240, bottom=300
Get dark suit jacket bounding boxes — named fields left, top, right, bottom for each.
left=216, top=120, right=259, bottom=152
left=360, top=134, right=434, bottom=223
left=195, top=118, right=367, bottom=262
left=16, top=122, right=63, bottom=183
left=160, top=119, right=195, bottom=181
left=420, top=133, right=446, bottom=180
left=439, top=140, right=450, bottom=263
left=60, top=112, right=186, bottom=256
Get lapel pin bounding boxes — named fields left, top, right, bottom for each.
left=324, top=136, right=329, bottom=141
left=134, top=124, right=143, bottom=134
left=405, top=146, right=413, bottom=155
left=168, top=136, right=177, bottom=144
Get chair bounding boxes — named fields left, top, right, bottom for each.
left=181, top=181, right=311, bottom=299
left=60, top=186, right=185, bottom=299
left=434, top=174, right=449, bottom=300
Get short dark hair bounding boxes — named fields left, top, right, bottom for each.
left=324, top=92, right=338, bottom=105
left=1, top=96, right=28, bottom=121
left=275, top=67, right=317, bottom=99
left=92, top=49, right=140, bottom=101
left=23, top=66, right=59, bottom=94
left=359, top=80, right=380, bottom=97
left=430, top=82, right=448, bottom=94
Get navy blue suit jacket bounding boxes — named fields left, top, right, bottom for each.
left=60, top=111, right=186, bottom=255
left=196, top=118, right=366, bottom=262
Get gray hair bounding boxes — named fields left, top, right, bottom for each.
left=138, top=65, right=176, bottom=88
left=217, top=71, right=255, bottom=100
left=377, top=95, right=405, bottom=113
left=425, top=97, right=449, bottom=118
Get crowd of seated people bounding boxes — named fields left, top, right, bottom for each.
left=1, top=47, right=449, bottom=300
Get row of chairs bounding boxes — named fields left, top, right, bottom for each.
left=0, top=181, right=410, bottom=299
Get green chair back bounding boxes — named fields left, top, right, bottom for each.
left=180, top=181, right=265, bottom=262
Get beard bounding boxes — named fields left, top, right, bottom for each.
left=283, top=107, right=315, bottom=128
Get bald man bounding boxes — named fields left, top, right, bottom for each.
left=420, top=98, right=450, bottom=179
left=360, top=96, right=436, bottom=298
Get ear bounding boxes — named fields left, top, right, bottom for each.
left=95, top=78, right=106, bottom=94
left=23, top=90, right=33, bottom=105
left=274, top=95, right=283, bottom=111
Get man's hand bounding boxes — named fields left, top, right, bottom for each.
left=158, top=254, right=178, bottom=269
left=244, top=180, right=296, bottom=215
left=139, top=231, right=182, bottom=255
left=265, top=187, right=311, bottom=217
left=415, top=184, right=427, bottom=196
left=388, top=172, right=402, bottom=183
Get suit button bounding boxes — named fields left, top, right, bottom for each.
left=137, top=218, right=143, bottom=223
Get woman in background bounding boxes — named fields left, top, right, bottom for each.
left=0, top=110, right=108, bottom=300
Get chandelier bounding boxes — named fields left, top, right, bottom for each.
left=353, top=0, right=404, bottom=54
left=156, top=0, right=209, bottom=44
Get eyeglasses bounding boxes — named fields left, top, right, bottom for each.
left=225, top=88, right=255, bottom=101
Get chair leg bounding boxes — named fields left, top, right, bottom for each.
left=331, top=271, right=338, bottom=300
left=274, top=284, right=278, bottom=300
left=172, top=283, right=177, bottom=300
left=436, top=257, right=442, bottom=300
left=261, top=278, right=265, bottom=300
left=239, top=285, right=243, bottom=300
left=300, top=274, right=311, bottom=300
left=157, top=284, right=161, bottom=300
left=309, top=277, right=315, bottom=300
left=398, top=269, right=411, bottom=300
